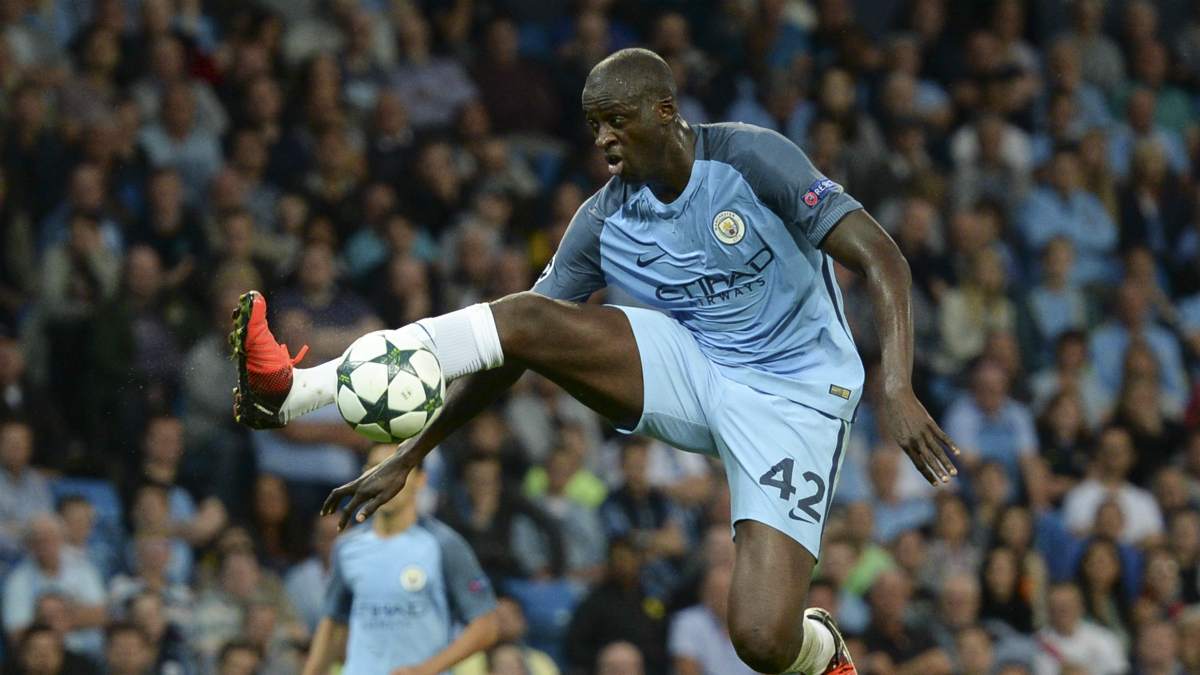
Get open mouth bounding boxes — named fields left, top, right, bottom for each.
left=605, top=153, right=624, bottom=176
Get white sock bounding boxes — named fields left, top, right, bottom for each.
left=277, top=304, right=504, bottom=423
left=400, top=303, right=505, bottom=381
left=280, top=358, right=341, bottom=423
left=785, top=616, right=836, bottom=675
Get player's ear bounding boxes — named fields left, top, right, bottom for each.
left=657, top=96, right=677, bottom=124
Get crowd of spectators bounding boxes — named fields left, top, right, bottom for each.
left=4, top=1, right=1200, bottom=675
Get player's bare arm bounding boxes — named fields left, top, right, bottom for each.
left=389, top=610, right=499, bottom=675
left=300, top=618, right=348, bottom=675
left=322, top=364, right=525, bottom=529
left=819, top=208, right=960, bottom=485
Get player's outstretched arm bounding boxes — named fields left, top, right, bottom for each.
left=389, top=610, right=500, bottom=675
left=300, top=618, right=348, bottom=675
left=820, top=209, right=961, bottom=485
left=321, top=363, right=526, bottom=529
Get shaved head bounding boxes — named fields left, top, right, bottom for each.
left=584, top=48, right=677, bottom=106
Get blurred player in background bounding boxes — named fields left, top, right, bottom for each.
left=299, top=444, right=498, bottom=675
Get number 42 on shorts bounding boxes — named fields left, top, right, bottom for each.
left=758, top=458, right=827, bottom=524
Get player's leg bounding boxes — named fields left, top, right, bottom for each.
left=231, top=290, right=646, bottom=429
left=728, top=521, right=853, bottom=675
left=708, top=384, right=856, bottom=675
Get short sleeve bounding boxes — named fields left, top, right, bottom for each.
left=531, top=186, right=619, bottom=301
left=430, top=520, right=497, bottom=623
left=705, top=124, right=863, bottom=248
left=321, top=545, right=353, bottom=623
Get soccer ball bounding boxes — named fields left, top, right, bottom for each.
left=335, top=330, right=445, bottom=443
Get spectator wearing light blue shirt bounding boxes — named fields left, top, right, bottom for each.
left=868, top=448, right=936, bottom=545
left=2, top=514, right=108, bottom=661
left=943, top=361, right=1044, bottom=506
left=1088, top=282, right=1188, bottom=413
left=138, top=84, right=223, bottom=207
left=0, top=421, right=53, bottom=567
left=1107, top=88, right=1190, bottom=181
left=1016, top=148, right=1119, bottom=287
left=668, top=566, right=756, bottom=675
left=1026, top=238, right=1089, bottom=364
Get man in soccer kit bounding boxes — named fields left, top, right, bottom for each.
left=299, top=445, right=499, bottom=675
left=232, top=49, right=960, bottom=675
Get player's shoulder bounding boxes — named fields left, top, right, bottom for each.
left=417, top=515, right=474, bottom=554
left=698, top=122, right=802, bottom=166
left=330, top=524, right=374, bottom=557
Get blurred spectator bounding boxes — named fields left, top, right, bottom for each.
left=936, top=249, right=1015, bottom=374
left=2, top=623, right=99, bottom=675
left=862, top=569, right=953, bottom=675
left=129, top=170, right=208, bottom=291
left=527, top=447, right=607, bottom=582
left=138, top=83, right=223, bottom=205
left=1016, top=147, right=1119, bottom=287
left=1089, top=282, right=1188, bottom=411
left=1061, top=0, right=1125, bottom=93
left=2, top=514, right=107, bottom=660
left=1036, top=392, right=1091, bottom=502
left=1063, top=427, right=1164, bottom=546
left=1031, top=331, right=1111, bottom=430
left=472, top=18, right=561, bottom=138
left=868, top=446, right=935, bottom=544
left=102, top=623, right=154, bottom=675
left=1132, top=620, right=1184, bottom=675
left=273, top=242, right=382, bottom=363
left=667, top=566, right=753, bottom=675
left=189, top=548, right=301, bottom=670
left=564, top=541, right=668, bottom=675
left=130, top=35, right=227, bottom=136
left=107, top=536, right=192, bottom=629
left=1108, top=88, right=1190, bottom=181
left=1026, top=239, right=1088, bottom=364
left=942, top=360, right=1042, bottom=502
left=215, top=642, right=260, bottom=675
left=595, top=642, right=644, bottom=675
left=437, top=454, right=565, bottom=582
left=0, top=421, right=53, bottom=564
left=282, top=514, right=338, bottom=634
left=1074, top=539, right=1132, bottom=646
left=390, top=13, right=477, bottom=132
left=454, top=597, right=558, bottom=675
left=1033, top=583, right=1127, bottom=675
left=598, top=441, right=687, bottom=600
left=244, top=474, right=306, bottom=573
left=58, top=497, right=120, bottom=584
left=134, top=416, right=228, bottom=549
left=0, top=331, right=71, bottom=471
left=126, top=592, right=189, bottom=675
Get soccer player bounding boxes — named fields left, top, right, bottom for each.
left=299, top=444, right=499, bottom=675
left=232, top=49, right=960, bottom=675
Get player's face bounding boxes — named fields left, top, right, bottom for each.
left=583, top=91, right=668, bottom=183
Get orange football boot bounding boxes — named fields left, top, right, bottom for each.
left=229, top=291, right=308, bottom=429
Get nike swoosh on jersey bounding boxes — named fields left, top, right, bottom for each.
left=636, top=252, right=667, bottom=267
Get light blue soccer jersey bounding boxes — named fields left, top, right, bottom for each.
left=322, top=517, right=497, bottom=675
left=533, top=123, right=865, bottom=421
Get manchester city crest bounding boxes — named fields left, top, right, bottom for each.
left=713, top=211, right=746, bottom=245
left=400, top=565, right=427, bottom=591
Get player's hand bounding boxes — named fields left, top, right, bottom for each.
left=320, top=443, right=419, bottom=530
left=884, top=389, right=960, bottom=486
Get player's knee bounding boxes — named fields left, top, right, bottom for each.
left=729, top=618, right=797, bottom=674
left=491, top=292, right=557, bottom=353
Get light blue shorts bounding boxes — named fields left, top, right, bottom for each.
left=615, top=306, right=851, bottom=557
